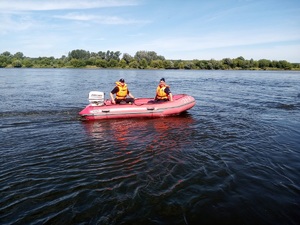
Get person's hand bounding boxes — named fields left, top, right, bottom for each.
left=111, top=100, right=116, bottom=104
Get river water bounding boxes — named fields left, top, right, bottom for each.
left=0, top=68, right=299, bottom=225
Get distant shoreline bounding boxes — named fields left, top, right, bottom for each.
left=1, top=66, right=300, bottom=71
left=1, top=50, right=299, bottom=70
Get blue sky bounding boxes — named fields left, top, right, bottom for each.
left=1, top=0, right=300, bottom=62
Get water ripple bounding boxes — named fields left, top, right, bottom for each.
left=1, top=70, right=300, bottom=225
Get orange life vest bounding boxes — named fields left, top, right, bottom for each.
left=156, top=84, right=170, bottom=100
left=115, top=82, right=128, bottom=99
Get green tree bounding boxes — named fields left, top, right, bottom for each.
left=95, top=59, right=108, bottom=68
left=68, top=49, right=90, bottom=59
left=195, top=60, right=207, bottom=69
left=35, top=57, right=54, bottom=67
left=184, top=61, right=197, bottom=70
left=106, top=50, right=113, bottom=61
left=2, top=51, right=12, bottom=57
left=150, top=59, right=164, bottom=69
left=235, top=56, right=246, bottom=69
left=108, top=59, right=118, bottom=68
left=178, top=62, right=185, bottom=69
left=118, top=59, right=127, bottom=68
left=98, top=51, right=106, bottom=59
left=134, top=51, right=163, bottom=63
left=222, top=58, right=233, bottom=69
left=0, top=51, right=13, bottom=67
left=129, top=60, right=139, bottom=68
left=209, top=59, right=222, bottom=69
left=258, top=59, right=271, bottom=69
left=14, top=52, right=24, bottom=59
left=164, top=60, right=174, bottom=69
left=140, top=58, right=148, bottom=69
left=69, top=58, right=86, bottom=67
left=0, top=55, right=9, bottom=67
left=206, top=62, right=213, bottom=70
left=12, top=60, right=22, bottom=67
left=0, top=49, right=297, bottom=70
left=86, top=57, right=97, bottom=66
left=279, top=60, right=292, bottom=70
left=122, top=53, right=133, bottom=64
left=90, top=52, right=98, bottom=58
left=113, top=51, right=121, bottom=61
left=249, top=58, right=258, bottom=68
left=23, top=58, right=34, bottom=68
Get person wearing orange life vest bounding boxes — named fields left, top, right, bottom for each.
left=110, top=78, right=135, bottom=104
left=155, top=78, right=173, bottom=102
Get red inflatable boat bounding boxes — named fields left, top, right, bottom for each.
left=79, top=91, right=196, bottom=120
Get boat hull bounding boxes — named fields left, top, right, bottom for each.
left=79, top=94, right=195, bottom=120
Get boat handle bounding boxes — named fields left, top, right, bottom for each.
left=102, top=109, right=110, bottom=113
left=147, top=107, right=155, bottom=110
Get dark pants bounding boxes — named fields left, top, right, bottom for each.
left=155, top=99, right=168, bottom=102
left=116, top=98, right=134, bottom=104
left=148, top=99, right=169, bottom=104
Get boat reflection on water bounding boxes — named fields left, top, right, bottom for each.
left=81, top=112, right=196, bottom=152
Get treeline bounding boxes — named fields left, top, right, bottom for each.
left=0, top=50, right=299, bottom=70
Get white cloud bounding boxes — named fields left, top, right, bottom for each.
left=1, top=0, right=299, bottom=62
left=0, top=0, right=139, bottom=11
left=113, top=28, right=300, bottom=62
left=54, top=13, right=150, bottom=25
left=132, top=28, right=300, bottom=53
left=0, top=13, right=36, bottom=34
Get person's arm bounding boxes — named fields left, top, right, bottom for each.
left=110, top=87, right=118, bottom=104
left=110, top=92, right=115, bottom=104
left=128, top=92, right=135, bottom=98
left=168, top=93, right=173, bottom=101
left=126, top=89, right=135, bottom=98
left=165, top=87, right=173, bottom=101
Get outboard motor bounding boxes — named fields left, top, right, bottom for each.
left=88, top=91, right=105, bottom=106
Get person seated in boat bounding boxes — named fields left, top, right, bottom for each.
left=110, top=78, right=135, bottom=104
left=154, top=78, right=173, bottom=102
